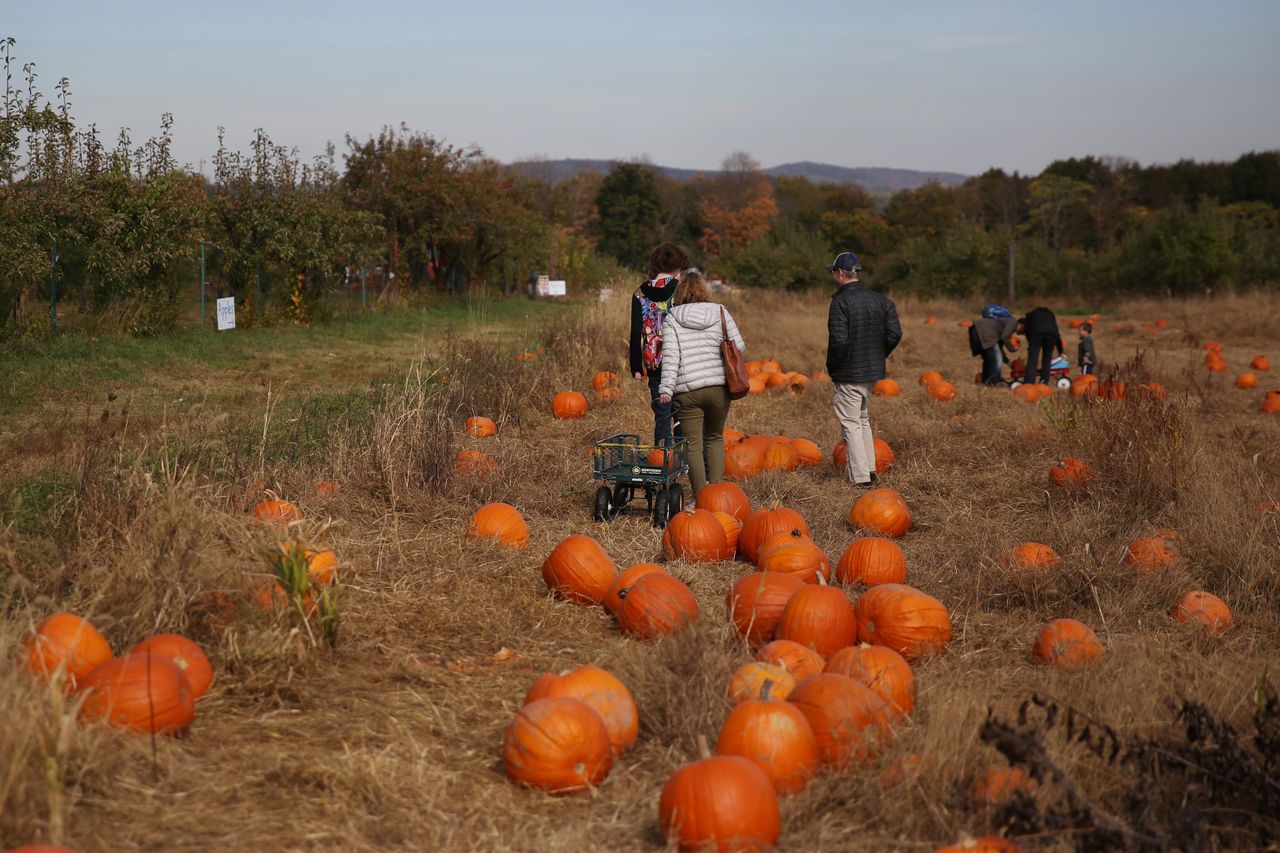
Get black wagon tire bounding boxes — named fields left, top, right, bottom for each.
left=593, top=486, right=613, bottom=522
left=666, top=483, right=685, bottom=518
left=652, top=489, right=670, bottom=528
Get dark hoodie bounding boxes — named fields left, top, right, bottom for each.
left=629, top=277, right=679, bottom=376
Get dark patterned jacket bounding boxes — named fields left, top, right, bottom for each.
left=826, top=283, right=902, bottom=384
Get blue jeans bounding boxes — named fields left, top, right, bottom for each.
left=981, top=345, right=1004, bottom=386
left=647, top=373, right=674, bottom=445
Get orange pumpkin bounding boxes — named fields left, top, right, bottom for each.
left=695, top=482, right=751, bottom=523
left=612, top=572, right=699, bottom=639
left=314, top=479, right=341, bottom=497
left=756, top=639, right=825, bottom=680
left=787, top=673, right=893, bottom=769
left=1005, top=542, right=1062, bottom=571
left=747, top=374, right=768, bottom=395
left=971, top=765, right=1037, bottom=810
left=595, top=385, right=621, bottom=405
left=726, top=572, right=807, bottom=648
left=454, top=449, right=498, bottom=477
left=959, top=320, right=974, bottom=328
left=712, top=511, right=742, bottom=556
left=756, top=529, right=831, bottom=584
left=464, top=416, right=497, bottom=437
left=128, top=634, right=214, bottom=699
left=849, top=488, right=911, bottom=538
left=918, top=370, right=944, bottom=386
left=251, top=498, right=301, bottom=526
left=1032, top=618, right=1103, bottom=668
left=789, top=438, right=823, bottom=468
left=603, top=563, right=667, bottom=614
left=23, top=612, right=114, bottom=692
left=551, top=391, right=589, bottom=419
left=503, top=696, right=612, bottom=792
left=762, top=442, right=800, bottom=472
left=835, top=537, right=907, bottom=586
left=541, top=535, right=618, bottom=605
left=1171, top=591, right=1232, bottom=635
left=77, top=653, right=196, bottom=735
left=1205, top=351, right=1227, bottom=372
left=726, top=661, right=796, bottom=705
left=853, top=584, right=952, bottom=661
left=873, top=438, right=895, bottom=476
left=1071, top=374, right=1099, bottom=397
left=923, top=315, right=939, bottom=325
left=1100, top=379, right=1127, bottom=400
left=514, top=351, right=538, bottom=363
left=467, top=502, right=529, bottom=550
left=1250, top=354, right=1270, bottom=371
left=774, top=584, right=858, bottom=657
left=935, top=835, right=1024, bottom=853
left=926, top=380, right=957, bottom=401
left=724, top=441, right=766, bottom=480
left=524, top=665, right=638, bottom=756
left=659, top=753, right=780, bottom=851
left=1236, top=372, right=1258, bottom=389
left=824, top=643, right=915, bottom=717
left=739, top=506, right=810, bottom=565
left=1263, top=391, right=1280, bottom=414
left=1049, top=458, right=1095, bottom=488
left=1124, top=536, right=1181, bottom=574
left=663, top=508, right=731, bottom=562
left=591, top=370, right=619, bottom=390
left=1012, top=384, right=1040, bottom=404
left=716, top=681, right=820, bottom=793
left=874, top=379, right=902, bottom=397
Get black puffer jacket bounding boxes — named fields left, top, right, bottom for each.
left=826, top=283, right=903, bottom=384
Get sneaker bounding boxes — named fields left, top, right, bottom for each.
left=869, top=473, right=879, bottom=485
left=853, top=480, right=873, bottom=488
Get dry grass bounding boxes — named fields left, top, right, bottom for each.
left=2, top=289, right=1278, bottom=851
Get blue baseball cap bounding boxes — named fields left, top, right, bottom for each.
left=825, top=252, right=862, bottom=272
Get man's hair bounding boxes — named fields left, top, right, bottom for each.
left=647, top=243, right=690, bottom=279
left=674, top=270, right=712, bottom=305
left=1080, top=322, right=1093, bottom=333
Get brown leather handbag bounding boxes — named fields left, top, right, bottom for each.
left=720, top=308, right=749, bottom=400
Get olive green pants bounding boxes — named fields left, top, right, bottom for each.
left=672, top=385, right=730, bottom=497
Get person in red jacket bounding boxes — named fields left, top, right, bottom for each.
left=629, top=243, right=690, bottom=444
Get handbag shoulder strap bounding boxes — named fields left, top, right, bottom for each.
left=719, top=306, right=729, bottom=342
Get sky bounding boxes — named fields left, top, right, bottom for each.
left=5, top=0, right=1279, bottom=177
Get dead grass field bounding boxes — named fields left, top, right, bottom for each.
left=2, top=287, right=1278, bottom=852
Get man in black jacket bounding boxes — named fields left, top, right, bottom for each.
left=826, top=252, right=902, bottom=487
left=1016, top=306, right=1064, bottom=386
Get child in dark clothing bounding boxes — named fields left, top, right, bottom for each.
left=629, top=243, right=690, bottom=444
left=1078, top=322, right=1098, bottom=375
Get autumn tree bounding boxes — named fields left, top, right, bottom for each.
left=697, top=151, right=777, bottom=257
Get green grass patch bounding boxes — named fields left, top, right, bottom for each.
left=0, top=469, right=75, bottom=537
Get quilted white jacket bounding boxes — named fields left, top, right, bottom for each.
left=658, top=303, right=746, bottom=396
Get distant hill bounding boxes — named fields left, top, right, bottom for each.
left=507, top=158, right=969, bottom=194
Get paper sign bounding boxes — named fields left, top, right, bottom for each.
left=216, top=297, right=236, bottom=331
left=547, top=280, right=567, bottom=296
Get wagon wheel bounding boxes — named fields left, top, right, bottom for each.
left=665, top=483, right=685, bottom=518
left=652, top=489, right=670, bottom=528
left=593, top=486, right=613, bottom=522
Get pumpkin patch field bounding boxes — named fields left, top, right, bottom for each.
left=1, top=289, right=1278, bottom=851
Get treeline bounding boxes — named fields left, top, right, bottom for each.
left=2, top=38, right=1277, bottom=339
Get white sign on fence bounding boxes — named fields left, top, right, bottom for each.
left=216, top=297, right=236, bottom=331
left=547, top=280, right=567, bottom=296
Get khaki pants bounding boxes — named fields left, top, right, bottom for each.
left=672, top=385, right=730, bottom=497
left=832, top=382, right=876, bottom=484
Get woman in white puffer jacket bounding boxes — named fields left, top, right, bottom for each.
left=656, top=270, right=746, bottom=497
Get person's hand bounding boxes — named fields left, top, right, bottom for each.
left=633, top=372, right=644, bottom=380
left=658, top=393, right=672, bottom=405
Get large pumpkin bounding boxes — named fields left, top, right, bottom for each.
left=874, top=379, right=901, bottom=397
left=612, top=572, right=699, bottom=639
left=1170, top=591, right=1232, bottom=635
left=726, top=661, right=796, bottom=705
left=1005, top=542, right=1061, bottom=571
left=786, top=673, right=893, bottom=769
left=756, top=639, right=825, bottom=680
left=464, top=416, right=497, bottom=437
left=926, top=380, right=957, bottom=401
left=726, top=572, right=807, bottom=648
left=1250, top=354, right=1270, bottom=371
left=77, top=653, right=196, bottom=735
left=592, top=370, right=619, bottom=390
left=918, top=370, right=943, bottom=386
left=503, top=696, right=612, bottom=792
left=541, top=535, right=618, bottom=605
left=1032, top=618, right=1103, bottom=668
left=695, top=482, right=751, bottom=523
left=251, top=498, right=301, bottom=526
left=873, top=438, right=896, bottom=475
left=853, top=584, right=952, bottom=661
left=774, top=584, right=857, bottom=657
left=551, top=391, right=589, bottom=419
left=1124, top=536, right=1181, bottom=574
left=739, top=506, right=810, bottom=564
left=712, top=511, right=743, bottom=557
left=467, top=502, right=529, bottom=550
left=524, top=666, right=638, bottom=756
left=716, top=683, right=820, bottom=794
left=23, top=612, right=114, bottom=692
left=603, top=563, right=667, bottom=615
left=1236, top=372, right=1258, bottom=389
left=724, top=441, right=766, bottom=480
left=755, top=530, right=831, bottom=583
left=824, top=643, right=915, bottom=717
left=762, top=442, right=800, bottom=472
left=789, top=438, right=823, bottom=468
left=662, top=508, right=731, bottom=562
left=659, top=753, right=780, bottom=851
left=835, top=537, right=906, bottom=586
left=849, top=489, right=911, bottom=538
left=128, top=634, right=214, bottom=699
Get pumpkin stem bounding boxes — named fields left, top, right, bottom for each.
left=696, top=733, right=711, bottom=760
left=790, top=529, right=803, bottom=538
left=760, top=679, right=773, bottom=702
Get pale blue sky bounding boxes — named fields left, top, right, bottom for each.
left=6, top=1, right=1278, bottom=176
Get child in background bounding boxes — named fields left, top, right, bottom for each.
left=1078, top=322, right=1098, bottom=375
